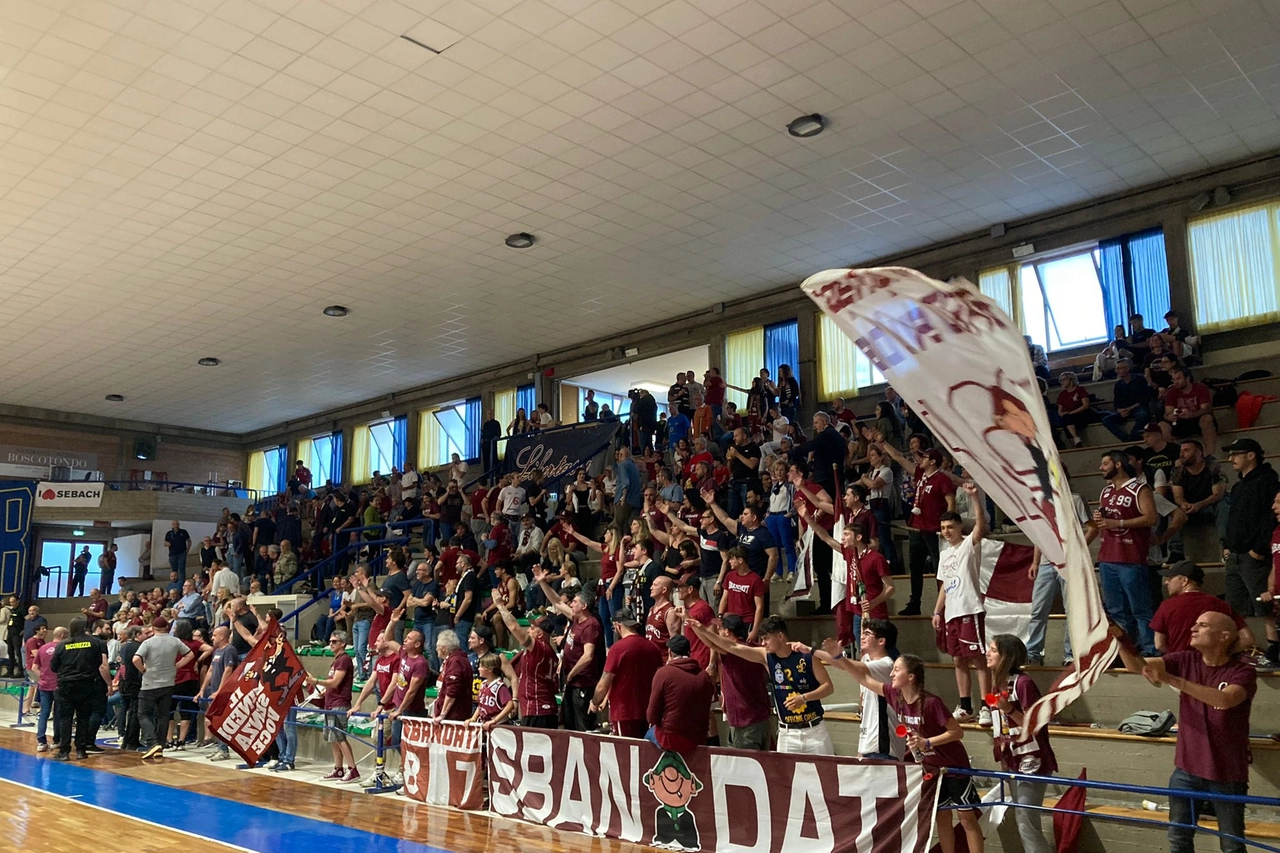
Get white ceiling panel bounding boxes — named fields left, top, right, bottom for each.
left=1, top=0, right=1279, bottom=431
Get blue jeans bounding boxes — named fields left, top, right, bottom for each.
left=352, top=619, right=372, bottom=680
left=1168, top=767, right=1246, bottom=853
left=765, top=514, right=796, bottom=577
left=1027, top=561, right=1073, bottom=663
left=598, top=582, right=625, bottom=647
left=1100, top=562, right=1157, bottom=655
left=427, top=622, right=446, bottom=671
left=275, top=708, right=297, bottom=764
left=315, top=614, right=334, bottom=644
left=169, top=553, right=186, bottom=582
left=644, top=726, right=660, bottom=748
left=37, top=689, right=55, bottom=744
left=226, top=551, right=245, bottom=580
left=453, top=620, right=473, bottom=652
left=1101, top=406, right=1149, bottom=443
left=727, top=481, right=750, bottom=520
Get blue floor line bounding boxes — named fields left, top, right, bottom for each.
left=0, top=747, right=457, bottom=853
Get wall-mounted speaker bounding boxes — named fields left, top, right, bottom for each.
left=133, top=436, right=157, bottom=461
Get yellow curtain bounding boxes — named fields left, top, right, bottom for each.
left=725, top=326, right=763, bottom=409
left=351, top=425, right=371, bottom=484
left=816, top=313, right=860, bottom=400
left=246, top=451, right=266, bottom=494
left=295, top=438, right=312, bottom=473
left=418, top=410, right=442, bottom=469
left=979, top=264, right=1021, bottom=329
left=494, top=388, right=516, bottom=460
left=1188, top=200, right=1280, bottom=332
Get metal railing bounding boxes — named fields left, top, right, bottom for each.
left=40, top=477, right=269, bottom=504
left=944, top=767, right=1280, bottom=852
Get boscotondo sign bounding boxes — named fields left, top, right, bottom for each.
left=35, top=481, right=104, bottom=507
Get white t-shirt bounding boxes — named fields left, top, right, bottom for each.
left=771, top=417, right=790, bottom=443
left=400, top=470, right=420, bottom=499
left=859, top=656, right=904, bottom=758
left=498, top=485, right=526, bottom=517
left=937, top=533, right=983, bottom=618
left=867, top=465, right=893, bottom=502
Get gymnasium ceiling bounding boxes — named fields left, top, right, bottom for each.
left=1, top=0, right=1278, bottom=432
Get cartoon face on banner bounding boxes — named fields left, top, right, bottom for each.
left=643, top=751, right=704, bottom=852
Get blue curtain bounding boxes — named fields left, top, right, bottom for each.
left=763, top=319, right=799, bottom=385
left=1129, top=229, right=1171, bottom=323
left=329, top=430, right=344, bottom=486
left=464, top=397, right=481, bottom=461
left=1095, top=239, right=1127, bottom=333
left=392, top=416, right=407, bottom=470
left=517, top=384, right=536, bottom=419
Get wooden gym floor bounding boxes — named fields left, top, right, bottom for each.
left=0, top=726, right=640, bottom=853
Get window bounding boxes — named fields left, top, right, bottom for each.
left=300, top=431, right=342, bottom=487
left=368, top=417, right=406, bottom=475
left=517, top=384, right=536, bottom=420
left=576, top=386, right=631, bottom=420
left=816, top=313, right=884, bottom=399
left=979, top=229, right=1170, bottom=353
left=763, top=319, right=799, bottom=388
left=247, top=444, right=287, bottom=494
left=421, top=397, right=482, bottom=468
left=1188, top=199, right=1280, bottom=332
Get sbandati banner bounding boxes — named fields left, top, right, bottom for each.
left=205, top=617, right=308, bottom=765
left=803, top=267, right=1117, bottom=742
left=402, top=718, right=485, bottom=809
left=502, top=421, right=620, bottom=487
left=488, top=727, right=939, bottom=853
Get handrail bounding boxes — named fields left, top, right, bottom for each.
left=945, top=766, right=1280, bottom=808
left=273, top=531, right=407, bottom=595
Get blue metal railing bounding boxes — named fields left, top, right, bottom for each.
left=944, top=767, right=1280, bottom=852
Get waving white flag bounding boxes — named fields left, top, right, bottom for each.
left=802, top=267, right=1117, bottom=741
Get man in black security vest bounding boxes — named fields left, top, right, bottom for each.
left=49, top=616, right=109, bottom=760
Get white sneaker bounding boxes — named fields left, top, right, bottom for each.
left=263, top=759, right=279, bottom=770
left=978, top=706, right=993, bottom=728
left=391, top=771, right=404, bottom=786
left=952, top=705, right=974, bottom=723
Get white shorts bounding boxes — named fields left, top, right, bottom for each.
left=776, top=721, right=834, bottom=755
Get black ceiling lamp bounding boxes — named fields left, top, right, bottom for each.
left=105, top=394, right=125, bottom=402
left=505, top=232, right=535, bottom=249
left=197, top=357, right=221, bottom=367
left=323, top=305, right=349, bottom=317
left=787, top=113, right=826, bottom=138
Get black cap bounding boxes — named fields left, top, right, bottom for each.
left=1223, top=438, right=1264, bottom=458
left=667, top=634, right=691, bottom=657
left=1159, top=560, right=1205, bottom=584
left=471, top=625, right=495, bottom=647
left=611, top=607, right=640, bottom=628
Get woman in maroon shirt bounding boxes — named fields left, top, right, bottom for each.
left=987, top=634, right=1056, bottom=853
left=1055, top=371, right=1094, bottom=448
left=813, top=642, right=983, bottom=853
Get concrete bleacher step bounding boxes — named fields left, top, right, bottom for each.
left=1059, top=419, right=1280, bottom=480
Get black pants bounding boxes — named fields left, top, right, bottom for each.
left=121, top=690, right=141, bottom=749
left=811, top=538, right=833, bottom=614
left=907, top=529, right=940, bottom=609
left=138, top=686, right=174, bottom=749
left=87, top=681, right=108, bottom=743
left=55, top=680, right=97, bottom=754
left=5, top=634, right=21, bottom=676
left=560, top=686, right=596, bottom=732
left=522, top=714, right=559, bottom=729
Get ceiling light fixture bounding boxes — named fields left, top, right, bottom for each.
left=197, top=357, right=221, bottom=367
left=1189, top=193, right=1211, bottom=212
left=505, top=232, right=535, bottom=249
left=323, top=305, right=349, bottom=317
left=1213, top=185, right=1232, bottom=206
left=105, top=394, right=125, bottom=402
left=787, top=113, right=826, bottom=138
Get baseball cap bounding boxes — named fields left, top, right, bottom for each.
left=533, top=615, right=556, bottom=634
left=611, top=607, right=640, bottom=628
left=1142, top=422, right=1162, bottom=433
left=667, top=634, right=692, bottom=657
left=1223, top=438, right=1264, bottom=457
left=1159, top=560, right=1205, bottom=584
left=675, top=571, right=699, bottom=589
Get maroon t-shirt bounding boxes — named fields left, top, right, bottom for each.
left=721, top=570, right=764, bottom=621
left=323, top=653, right=353, bottom=710
left=372, top=651, right=398, bottom=695
left=683, top=599, right=716, bottom=670
left=849, top=507, right=877, bottom=543
left=995, top=673, right=1057, bottom=774
left=603, top=633, right=663, bottom=724
left=368, top=611, right=390, bottom=653
left=909, top=470, right=955, bottom=532
left=1150, top=592, right=1246, bottom=653
left=883, top=684, right=971, bottom=769
left=703, top=376, right=726, bottom=406
left=1056, top=386, right=1090, bottom=413
left=562, top=616, right=604, bottom=688
left=1097, top=479, right=1151, bottom=564
left=718, top=652, right=770, bottom=728
left=434, top=649, right=472, bottom=720
left=24, top=635, right=42, bottom=669
left=1165, top=382, right=1211, bottom=416
left=1273, top=526, right=1280, bottom=594
left=476, top=678, right=513, bottom=722
left=388, top=650, right=430, bottom=714
left=844, top=547, right=891, bottom=619
left=1163, top=651, right=1256, bottom=783
left=515, top=638, right=558, bottom=717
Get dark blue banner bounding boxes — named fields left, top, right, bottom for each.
left=0, top=479, right=35, bottom=599
left=502, top=421, right=620, bottom=485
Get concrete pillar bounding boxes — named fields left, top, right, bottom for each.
left=1161, top=210, right=1194, bottom=323
left=797, top=304, right=819, bottom=422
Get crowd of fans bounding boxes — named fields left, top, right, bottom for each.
left=5, top=337, right=1273, bottom=853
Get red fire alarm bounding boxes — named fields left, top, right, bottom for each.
left=542, top=367, right=555, bottom=377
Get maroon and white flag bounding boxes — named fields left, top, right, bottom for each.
left=401, top=718, right=485, bottom=809
left=803, top=267, right=1118, bottom=742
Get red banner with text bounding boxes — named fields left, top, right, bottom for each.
left=487, top=727, right=939, bottom=853
left=402, top=718, right=486, bottom=809
left=205, top=618, right=307, bottom=766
